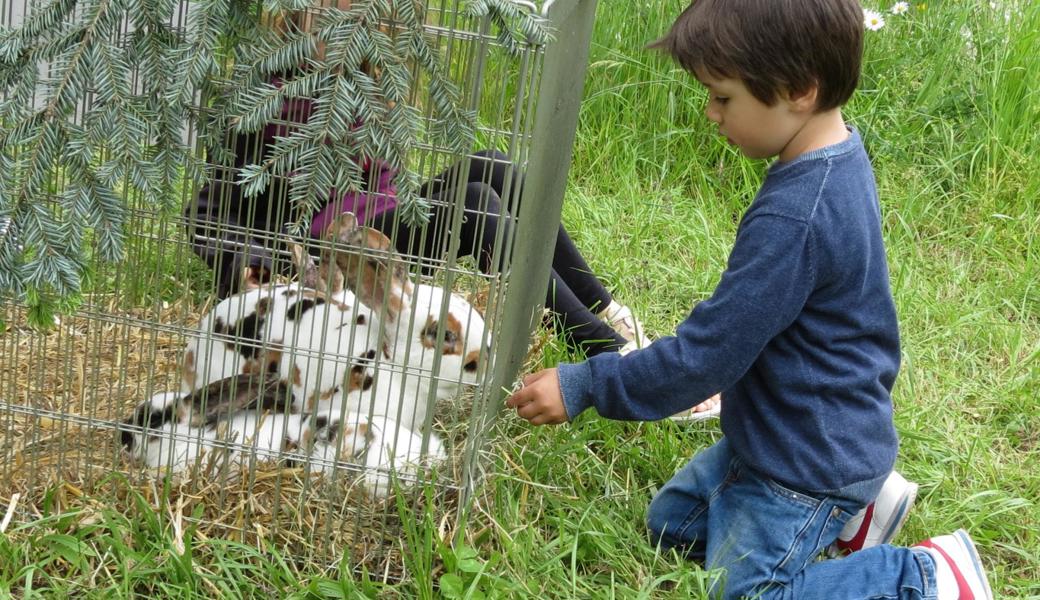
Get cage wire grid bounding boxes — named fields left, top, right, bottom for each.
left=0, top=0, right=596, bottom=576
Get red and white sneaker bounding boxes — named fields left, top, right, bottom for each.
left=828, top=471, right=918, bottom=556
left=915, top=529, right=993, bottom=600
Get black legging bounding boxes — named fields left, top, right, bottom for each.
left=371, top=150, right=628, bottom=356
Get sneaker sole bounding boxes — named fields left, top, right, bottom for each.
left=668, top=400, right=721, bottom=423
left=954, top=529, right=994, bottom=600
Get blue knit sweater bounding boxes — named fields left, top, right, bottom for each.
left=559, top=129, right=900, bottom=497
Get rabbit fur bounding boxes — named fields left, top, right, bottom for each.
left=121, top=374, right=448, bottom=498
left=138, top=214, right=489, bottom=496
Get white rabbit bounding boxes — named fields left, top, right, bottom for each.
left=182, top=284, right=301, bottom=391
left=121, top=382, right=443, bottom=499
left=357, top=416, right=447, bottom=499
left=275, top=294, right=381, bottom=411
left=184, top=214, right=388, bottom=411
left=121, top=374, right=300, bottom=471
left=221, top=402, right=444, bottom=500
left=120, top=382, right=366, bottom=469
left=120, top=391, right=219, bottom=471
left=398, top=282, right=490, bottom=400
left=357, top=289, right=487, bottom=434
left=324, top=217, right=492, bottom=432
left=224, top=404, right=369, bottom=468
left=228, top=405, right=445, bottom=500
left=323, top=216, right=491, bottom=379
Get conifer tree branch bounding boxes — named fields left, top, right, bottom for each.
left=1, top=0, right=552, bottom=323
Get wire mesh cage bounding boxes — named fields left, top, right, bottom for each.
left=1, top=0, right=595, bottom=574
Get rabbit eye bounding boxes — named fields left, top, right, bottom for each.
left=421, top=321, right=461, bottom=351
left=312, top=416, right=340, bottom=443
left=421, top=322, right=440, bottom=346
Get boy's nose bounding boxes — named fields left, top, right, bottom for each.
left=704, top=104, right=722, bottom=124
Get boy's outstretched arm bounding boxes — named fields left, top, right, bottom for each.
left=532, top=214, right=814, bottom=423
left=506, top=368, right=567, bottom=425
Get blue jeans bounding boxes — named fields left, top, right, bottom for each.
left=646, top=438, right=939, bottom=599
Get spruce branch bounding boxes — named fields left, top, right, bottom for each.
left=466, top=0, right=553, bottom=55
left=231, top=0, right=488, bottom=229
left=1, top=0, right=192, bottom=321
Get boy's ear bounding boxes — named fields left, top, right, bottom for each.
left=787, top=84, right=820, bottom=113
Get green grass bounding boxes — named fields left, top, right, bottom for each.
left=3, top=0, right=1039, bottom=597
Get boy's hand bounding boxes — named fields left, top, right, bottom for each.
left=506, top=368, right=568, bottom=426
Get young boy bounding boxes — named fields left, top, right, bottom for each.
left=506, top=0, right=992, bottom=598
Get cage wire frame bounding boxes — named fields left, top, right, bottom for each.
left=1, top=0, right=597, bottom=575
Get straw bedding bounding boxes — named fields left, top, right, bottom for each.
left=0, top=293, right=480, bottom=578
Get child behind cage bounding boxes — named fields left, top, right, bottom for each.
left=183, top=0, right=688, bottom=361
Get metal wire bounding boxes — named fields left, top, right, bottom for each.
left=0, top=0, right=568, bottom=575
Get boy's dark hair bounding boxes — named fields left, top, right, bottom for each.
left=650, top=0, right=864, bottom=111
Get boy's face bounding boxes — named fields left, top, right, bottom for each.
left=694, top=70, right=815, bottom=162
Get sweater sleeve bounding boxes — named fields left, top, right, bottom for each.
left=559, top=213, right=816, bottom=421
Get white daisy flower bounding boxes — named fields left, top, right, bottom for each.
left=891, top=2, right=910, bottom=14
left=863, top=8, right=886, bottom=30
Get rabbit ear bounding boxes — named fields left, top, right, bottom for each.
left=240, top=266, right=265, bottom=291
left=185, top=373, right=295, bottom=427
left=290, top=241, right=345, bottom=295
left=326, top=212, right=358, bottom=236
left=181, top=349, right=197, bottom=392
left=289, top=243, right=321, bottom=289
left=331, top=223, right=412, bottom=324
left=317, top=215, right=359, bottom=294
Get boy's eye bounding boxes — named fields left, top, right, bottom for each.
left=713, top=95, right=729, bottom=105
